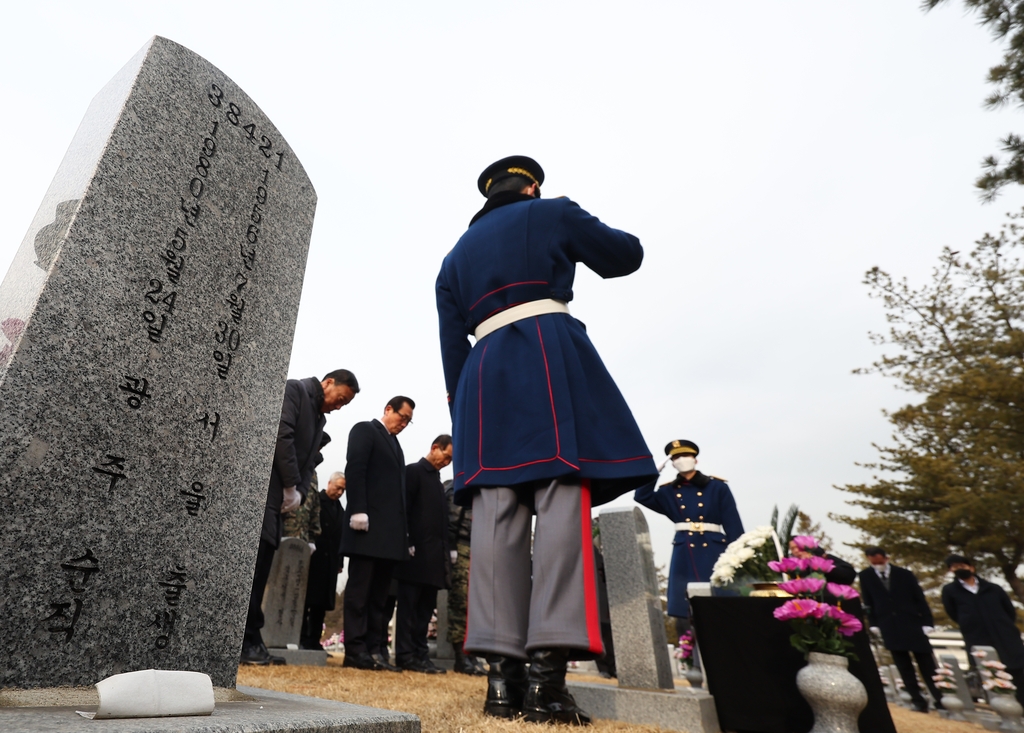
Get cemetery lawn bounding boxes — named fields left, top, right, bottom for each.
left=237, top=656, right=982, bottom=733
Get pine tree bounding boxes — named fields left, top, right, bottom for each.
left=834, top=210, right=1024, bottom=602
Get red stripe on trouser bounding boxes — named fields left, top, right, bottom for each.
left=579, top=480, right=603, bottom=655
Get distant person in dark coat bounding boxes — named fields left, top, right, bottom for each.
left=942, top=554, right=1024, bottom=706
left=394, top=435, right=454, bottom=673
left=300, top=471, right=346, bottom=650
left=341, top=396, right=414, bottom=672
left=858, top=546, right=941, bottom=713
left=241, top=370, right=359, bottom=665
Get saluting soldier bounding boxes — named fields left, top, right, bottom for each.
left=634, top=440, right=744, bottom=630
left=436, top=156, right=658, bottom=725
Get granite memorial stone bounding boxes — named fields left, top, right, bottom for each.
left=566, top=507, right=721, bottom=733
left=432, top=589, right=455, bottom=666
left=261, top=537, right=312, bottom=649
left=599, top=506, right=674, bottom=689
left=0, top=36, right=316, bottom=690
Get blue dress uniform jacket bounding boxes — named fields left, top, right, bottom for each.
left=634, top=471, right=744, bottom=617
left=436, top=196, right=658, bottom=506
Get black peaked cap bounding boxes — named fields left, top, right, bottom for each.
left=477, top=155, right=545, bottom=197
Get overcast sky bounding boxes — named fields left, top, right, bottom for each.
left=1, top=1, right=1019, bottom=573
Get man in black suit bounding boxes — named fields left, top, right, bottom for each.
left=942, top=554, right=1024, bottom=706
left=858, top=546, right=941, bottom=713
left=394, top=435, right=454, bottom=673
left=300, top=471, right=347, bottom=650
left=341, top=396, right=415, bottom=672
left=241, top=369, right=360, bottom=665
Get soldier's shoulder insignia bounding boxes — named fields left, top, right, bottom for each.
left=708, top=475, right=728, bottom=483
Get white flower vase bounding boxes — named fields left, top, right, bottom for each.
left=796, top=652, right=868, bottom=733
left=990, top=693, right=1024, bottom=733
left=940, top=692, right=967, bottom=721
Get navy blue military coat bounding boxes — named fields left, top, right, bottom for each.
left=634, top=471, right=744, bottom=617
left=436, top=195, right=657, bottom=507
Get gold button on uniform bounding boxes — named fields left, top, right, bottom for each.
left=697, top=492, right=703, bottom=497
left=703, top=543, right=708, bottom=547
left=698, top=503, right=704, bottom=507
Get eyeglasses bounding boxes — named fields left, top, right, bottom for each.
left=396, top=412, right=413, bottom=425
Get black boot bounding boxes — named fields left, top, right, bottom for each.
left=484, top=655, right=528, bottom=719
left=523, top=649, right=592, bottom=725
left=453, top=648, right=478, bottom=675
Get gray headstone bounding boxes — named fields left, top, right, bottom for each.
left=262, top=538, right=312, bottom=649
left=434, top=589, right=454, bottom=660
left=599, top=506, right=674, bottom=690
left=0, top=36, right=316, bottom=689
left=940, top=653, right=976, bottom=711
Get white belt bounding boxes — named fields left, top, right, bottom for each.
left=675, top=522, right=724, bottom=534
left=474, top=299, right=569, bottom=340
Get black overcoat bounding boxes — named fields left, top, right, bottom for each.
left=306, top=490, right=345, bottom=611
left=393, top=458, right=451, bottom=589
left=340, top=419, right=409, bottom=562
left=263, top=377, right=326, bottom=546
left=942, top=578, right=1024, bottom=669
left=857, top=565, right=933, bottom=653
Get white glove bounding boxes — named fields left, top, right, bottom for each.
left=923, top=626, right=935, bottom=634
left=409, top=546, right=416, bottom=557
left=450, top=550, right=458, bottom=564
left=350, top=513, right=369, bottom=531
left=281, top=485, right=300, bottom=513
left=870, top=626, right=881, bottom=635
left=308, top=542, right=317, bottom=554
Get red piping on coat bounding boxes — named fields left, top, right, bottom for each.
left=578, top=455, right=653, bottom=464
left=580, top=480, right=604, bottom=655
left=469, top=280, right=549, bottom=311
left=466, top=318, right=580, bottom=485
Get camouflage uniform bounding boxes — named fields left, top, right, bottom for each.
left=283, top=470, right=322, bottom=543
left=446, top=480, right=472, bottom=647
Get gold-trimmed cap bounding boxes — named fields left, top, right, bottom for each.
left=478, top=155, right=545, bottom=197
left=665, top=440, right=699, bottom=457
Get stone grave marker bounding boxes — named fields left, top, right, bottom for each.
left=600, top=506, right=674, bottom=689
left=939, top=653, right=976, bottom=712
left=433, top=589, right=455, bottom=665
left=566, top=507, right=721, bottom=732
left=261, top=537, right=312, bottom=649
left=0, top=35, right=316, bottom=691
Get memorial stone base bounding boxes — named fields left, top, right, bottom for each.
left=266, top=648, right=328, bottom=666
left=0, top=685, right=420, bottom=732
left=567, top=681, right=720, bottom=733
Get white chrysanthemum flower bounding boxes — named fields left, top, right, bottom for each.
left=735, top=547, right=756, bottom=562
left=748, top=537, right=766, bottom=548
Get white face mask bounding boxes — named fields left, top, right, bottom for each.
left=672, top=456, right=696, bottom=474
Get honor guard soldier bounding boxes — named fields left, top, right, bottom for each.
left=436, top=156, right=658, bottom=725
left=634, top=440, right=743, bottom=632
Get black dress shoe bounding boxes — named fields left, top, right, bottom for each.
left=343, top=651, right=384, bottom=670
left=240, top=641, right=271, bottom=665
left=257, top=641, right=286, bottom=665
left=911, top=698, right=929, bottom=713
left=453, top=649, right=478, bottom=676
left=399, top=658, right=446, bottom=674
left=484, top=655, right=528, bottom=719
left=523, top=649, right=592, bottom=725
left=371, top=652, right=403, bottom=672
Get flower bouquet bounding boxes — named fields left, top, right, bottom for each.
left=710, top=526, right=782, bottom=590
left=675, top=630, right=696, bottom=669
left=768, top=537, right=863, bottom=659
left=932, top=663, right=957, bottom=692
left=973, top=650, right=1018, bottom=695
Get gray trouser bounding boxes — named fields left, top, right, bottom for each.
left=465, top=479, right=604, bottom=660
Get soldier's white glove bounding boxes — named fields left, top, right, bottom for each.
left=409, top=546, right=416, bottom=557
left=350, top=513, right=369, bottom=531
left=923, top=626, right=935, bottom=634
left=450, top=550, right=458, bottom=564
left=870, top=626, right=881, bottom=635
left=281, top=485, right=300, bottom=513
left=308, top=542, right=317, bottom=554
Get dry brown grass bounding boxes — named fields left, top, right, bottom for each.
left=237, top=655, right=986, bottom=733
